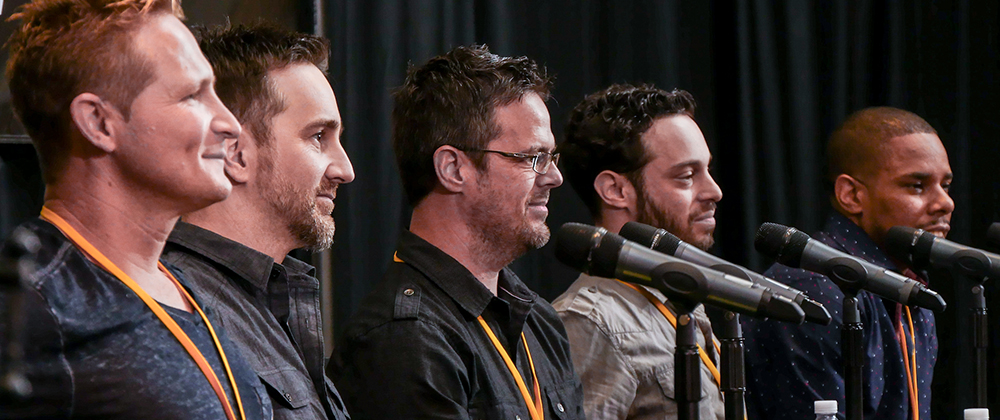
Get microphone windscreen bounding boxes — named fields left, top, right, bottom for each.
left=619, top=222, right=682, bottom=255
left=884, top=226, right=919, bottom=264
left=755, top=223, right=809, bottom=267
left=554, top=223, right=622, bottom=278
left=987, top=223, right=1000, bottom=248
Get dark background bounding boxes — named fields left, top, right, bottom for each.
left=1, top=1, right=997, bottom=418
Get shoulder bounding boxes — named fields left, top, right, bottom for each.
left=554, top=276, right=661, bottom=336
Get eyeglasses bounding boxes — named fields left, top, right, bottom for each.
left=461, top=148, right=561, bottom=175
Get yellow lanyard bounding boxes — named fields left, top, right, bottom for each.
left=477, top=317, right=544, bottom=420
left=897, top=306, right=919, bottom=420
left=394, top=251, right=543, bottom=420
left=40, top=207, right=246, bottom=420
left=619, top=281, right=722, bottom=386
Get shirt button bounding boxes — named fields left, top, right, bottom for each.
left=403, top=288, right=415, bottom=296
left=587, top=286, right=597, bottom=293
left=557, top=403, right=565, bottom=412
left=515, top=416, right=521, bottom=420
left=284, top=392, right=292, bottom=401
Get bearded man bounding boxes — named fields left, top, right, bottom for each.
left=552, top=84, right=726, bottom=420
left=160, top=23, right=354, bottom=420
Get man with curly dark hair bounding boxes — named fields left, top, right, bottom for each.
left=332, top=45, right=585, bottom=420
left=552, top=84, right=725, bottom=419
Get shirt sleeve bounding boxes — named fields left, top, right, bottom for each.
left=334, top=319, right=475, bottom=420
left=559, top=311, right=639, bottom=420
left=741, top=267, right=846, bottom=420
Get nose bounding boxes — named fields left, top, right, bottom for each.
left=325, top=140, right=355, bottom=184
left=929, top=184, right=955, bottom=216
left=537, top=162, right=563, bottom=188
left=209, top=91, right=241, bottom=140
left=700, top=171, right=723, bottom=203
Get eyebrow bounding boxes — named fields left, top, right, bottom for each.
left=670, top=159, right=706, bottom=170
left=901, top=171, right=954, bottom=180
left=303, top=119, right=343, bottom=136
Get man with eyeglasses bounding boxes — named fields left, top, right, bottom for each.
left=330, top=45, right=585, bottom=420
left=552, top=84, right=725, bottom=419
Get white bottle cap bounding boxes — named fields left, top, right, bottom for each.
left=965, top=408, right=989, bottom=420
left=815, top=400, right=838, bottom=414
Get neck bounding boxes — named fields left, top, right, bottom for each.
left=410, top=198, right=504, bottom=295
left=182, top=188, right=296, bottom=263
left=43, top=188, right=177, bottom=281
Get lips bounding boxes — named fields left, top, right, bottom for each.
left=922, top=222, right=951, bottom=236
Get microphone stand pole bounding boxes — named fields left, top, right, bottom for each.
left=972, top=283, right=987, bottom=407
left=719, top=312, right=745, bottom=420
left=674, top=299, right=701, bottom=420
left=841, top=292, right=864, bottom=420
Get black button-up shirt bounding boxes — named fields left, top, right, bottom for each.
left=162, top=222, right=349, bottom=420
left=331, top=230, right=585, bottom=420
left=742, top=213, right=937, bottom=420
left=0, top=219, right=269, bottom=419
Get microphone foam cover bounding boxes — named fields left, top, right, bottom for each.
left=754, top=222, right=809, bottom=268
left=987, top=223, right=1000, bottom=248
left=884, top=226, right=919, bottom=264
left=554, top=223, right=623, bottom=278
left=619, top=222, right=682, bottom=255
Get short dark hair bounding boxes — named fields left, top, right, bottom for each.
left=392, top=44, right=552, bottom=206
left=6, top=0, right=184, bottom=184
left=827, top=106, right=937, bottom=184
left=559, top=84, right=697, bottom=218
left=193, top=23, right=330, bottom=149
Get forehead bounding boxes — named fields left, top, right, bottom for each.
left=269, top=63, right=341, bottom=128
left=641, top=115, right=710, bottom=165
left=871, top=132, right=951, bottom=178
left=487, top=92, right=554, bottom=151
left=132, top=14, right=213, bottom=87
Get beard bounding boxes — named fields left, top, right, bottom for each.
left=467, top=172, right=551, bottom=267
left=257, top=162, right=338, bottom=252
left=634, top=180, right=715, bottom=251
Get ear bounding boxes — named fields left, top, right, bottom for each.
left=594, top=170, right=637, bottom=213
left=69, top=93, right=121, bottom=153
left=432, top=145, right=471, bottom=193
left=834, top=174, right=866, bottom=215
left=223, top=133, right=253, bottom=184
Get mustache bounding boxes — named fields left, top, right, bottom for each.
left=316, top=180, right=340, bottom=197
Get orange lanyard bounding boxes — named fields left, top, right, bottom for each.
left=619, top=281, right=722, bottom=386
left=394, top=252, right=543, bottom=420
left=477, top=317, right=544, bottom=420
left=897, top=306, right=919, bottom=420
left=40, top=207, right=246, bottom=420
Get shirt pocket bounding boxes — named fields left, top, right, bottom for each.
left=467, top=393, right=528, bottom=420
left=259, top=369, right=312, bottom=410
left=546, top=378, right=584, bottom=420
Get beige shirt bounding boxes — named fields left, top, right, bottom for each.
left=553, top=274, right=726, bottom=420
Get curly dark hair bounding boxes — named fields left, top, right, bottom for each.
left=392, top=44, right=552, bottom=206
left=193, top=22, right=330, bottom=149
left=559, top=84, right=696, bottom=218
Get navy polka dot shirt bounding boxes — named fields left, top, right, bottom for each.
left=742, top=213, right=936, bottom=420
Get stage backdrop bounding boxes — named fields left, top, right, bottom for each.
left=0, top=0, right=997, bottom=418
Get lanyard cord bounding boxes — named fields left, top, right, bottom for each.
left=619, top=281, right=722, bottom=385
left=40, top=208, right=246, bottom=420
left=477, top=317, right=544, bottom=420
left=897, top=306, right=919, bottom=420
left=394, top=252, right=543, bottom=420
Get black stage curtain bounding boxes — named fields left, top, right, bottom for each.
left=0, top=0, right=997, bottom=417
left=325, top=1, right=1000, bottom=417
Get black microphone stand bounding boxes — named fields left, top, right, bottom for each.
left=672, top=298, right=702, bottom=420
left=945, top=253, right=991, bottom=407
left=823, top=259, right=867, bottom=420
left=719, top=311, right=745, bottom=420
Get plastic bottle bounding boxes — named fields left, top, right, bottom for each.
left=966, top=408, right=989, bottom=420
left=814, top=400, right=838, bottom=420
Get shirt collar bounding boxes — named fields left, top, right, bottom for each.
left=394, top=230, right=537, bottom=317
left=167, top=221, right=315, bottom=291
left=819, top=212, right=897, bottom=270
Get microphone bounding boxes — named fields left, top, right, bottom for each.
left=754, top=222, right=946, bottom=312
left=885, top=226, right=1000, bottom=281
left=555, top=223, right=805, bottom=323
left=987, top=223, right=1000, bottom=249
left=619, top=221, right=832, bottom=325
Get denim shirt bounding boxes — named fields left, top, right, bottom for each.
left=0, top=218, right=270, bottom=419
left=162, top=221, right=349, bottom=420
left=742, top=213, right=937, bottom=420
